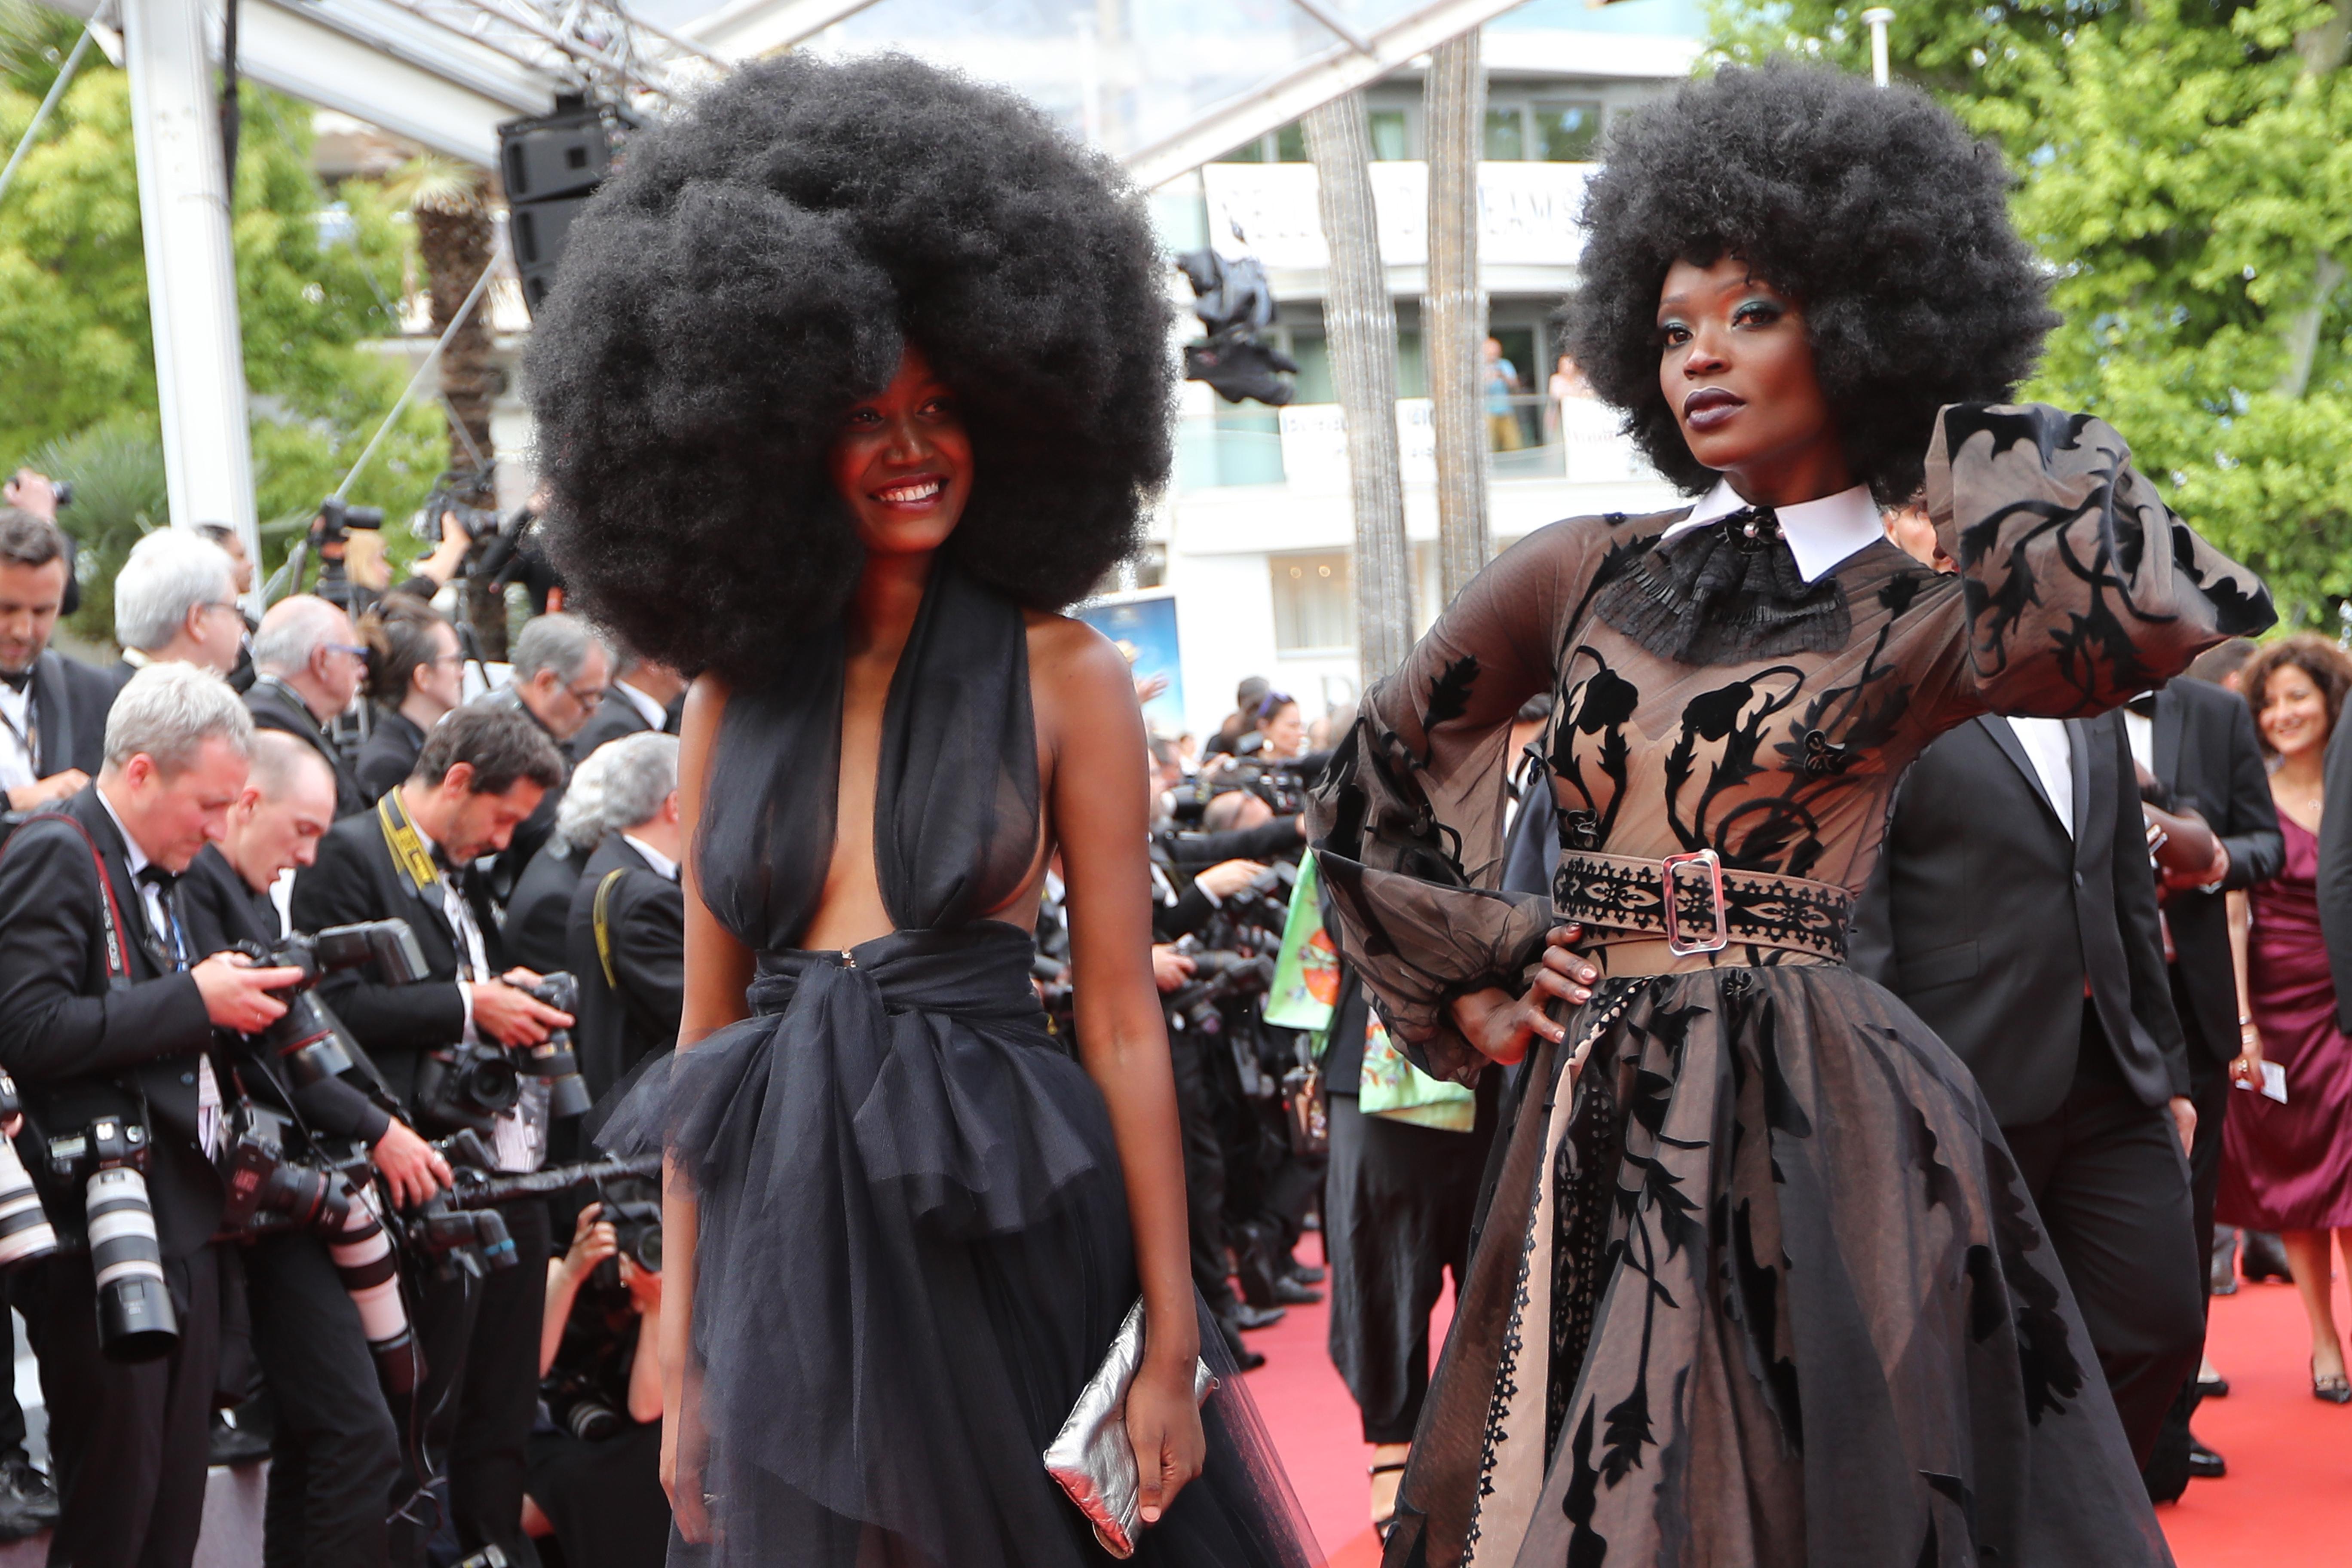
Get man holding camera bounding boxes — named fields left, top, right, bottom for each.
left=0, top=664, right=306, bottom=1568
left=181, top=731, right=453, bottom=1567
left=245, top=595, right=369, bottom=820
left=291, top=703, right=569, bottom=1568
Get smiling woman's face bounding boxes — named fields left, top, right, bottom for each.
left=1656, top=255, right=1848, bottom=503
left=828, top=345, right=974, bottom=559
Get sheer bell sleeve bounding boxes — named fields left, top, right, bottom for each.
left=1926, top=403, right=2275, bottom=719
left=1308, top=518, right=1621, bottom=1084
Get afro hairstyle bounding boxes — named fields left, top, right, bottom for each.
left=524, top=54, right=1174, bottom=682
left=1561, top=61, right=2058, bottom=505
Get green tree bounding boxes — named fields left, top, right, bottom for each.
left=0, top=4, right=441, bottom=612
left=1712, top=0, right=2352, bottom=625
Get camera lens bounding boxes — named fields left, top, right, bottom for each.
left=86, top=1166, right=177, bottom=1361
left=634, top=1225, right=662, bottom=1272
left=0, top=1136, right=55, bottom=1270
left=327, top=1185, right=418, bottom=1394
left=564, top=1395, right=622, bottom=1442
left=263, top=1163, right=351, bottom=1236
left=462, top=1054, right=521, bottom=1115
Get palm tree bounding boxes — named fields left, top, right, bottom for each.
left=386, top=151, right=509, bottom=655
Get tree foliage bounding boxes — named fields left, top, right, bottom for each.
left=1711, top=0, right=2352, bottom=625
left=0, top=2, right=441, bottom=620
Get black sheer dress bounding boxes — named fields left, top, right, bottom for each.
left=603, top=560, right=1320, bottom=1568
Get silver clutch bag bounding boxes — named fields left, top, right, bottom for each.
left=1043, top=1298, right=1217, bottom=1559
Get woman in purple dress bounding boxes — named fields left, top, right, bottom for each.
left=2220, top=633, right=2352, bottom=1400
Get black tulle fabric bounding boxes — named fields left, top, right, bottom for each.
left=601, top=561, right=1321, bottom=1567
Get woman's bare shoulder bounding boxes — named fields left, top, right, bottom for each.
left=1022, top=609, right=1131, bottom=698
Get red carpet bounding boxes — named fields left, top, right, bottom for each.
left=1238, top=1241, right=2350, bottom=1566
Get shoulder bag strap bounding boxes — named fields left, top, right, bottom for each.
left=592, top=868, right=626, bottom=993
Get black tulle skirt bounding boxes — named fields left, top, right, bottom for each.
left=602, top=922, right=1321, bottom=1568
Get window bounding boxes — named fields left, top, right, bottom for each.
left=1271, top=553, right=1354, bottom=652
left=1483, top=107, right=1525, bottom=161
left=1368, top=109, right=1410, bottom=161
left=1534, top=101, right=1605, bottom=162
left=1275, top=121, right=1310, bottom=162
left=1215, top=137, right=1266, bottom=163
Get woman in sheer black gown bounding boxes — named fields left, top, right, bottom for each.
left=525, top=55, right=1320, bottom=1568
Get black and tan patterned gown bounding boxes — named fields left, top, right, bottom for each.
left=1308, top=405, right=2274, bottom=1568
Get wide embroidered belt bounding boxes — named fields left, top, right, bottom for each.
left=1553, top=848, right=1850, bottom=961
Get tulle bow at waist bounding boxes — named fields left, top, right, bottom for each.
left=599, top=919, right=1109, bottom=1241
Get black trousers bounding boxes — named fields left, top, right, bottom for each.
left=1324, top=1087, right=1495, bottom=1444
left=2001, top=1011, right=2204, bottom=1469
left=391, top=1198, right=551, bottom=1568
left=2147, top=965, right=2238, bottom=1490
left=1170, top=1028, right=1239, bottom=1316
left=25, top=1243, right=224, bottom=1568
left=246, top=1232, right=403, bottom=1568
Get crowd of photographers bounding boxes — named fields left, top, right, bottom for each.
left=0, top=463, right=1344, bottom=1568
left=0, top=473, right=686, bottom=1568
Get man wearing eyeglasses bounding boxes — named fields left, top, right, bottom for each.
left=106, top=528, right=245, bottom=695
left=245, top=594, right=371, bottom=819
left=490, top=612, right=610, bottom=885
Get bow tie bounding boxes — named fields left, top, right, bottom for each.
left=1595, top=501, right=1849, bottom=666
left=0, top=667, right=30, bottom=694
left=135, top=865, right=178, bottom=894
left=1722, top=504, right=1784, bottom=551
left=2125, top=693, right=2159, bottom=719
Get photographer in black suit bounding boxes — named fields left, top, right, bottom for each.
left=1851, top=708, right=2203, bottom=1467
left=562, top=734, right=684, bottom=1106
left=0, top=664, right=306, bottom=1568
left=506, top=741, right=641, bottom=977
left=567, top=649, right=682, bottom=763
left=490, top=615, right=610, bottom=885
left=2128, top=678, right=2283, bottom=1487
left=181, top=731, right=454, bottom=1567
left=245, top=595, right=370, bottom=819
left=0, top=508, right=112, bottom=811
left=291, top=703, right=569, bottom=1568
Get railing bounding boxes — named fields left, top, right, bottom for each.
left=1174, top=394, right=1656, bottom=491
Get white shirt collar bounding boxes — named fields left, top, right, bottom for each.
left=620, top=832, right=679, bottom=882
left=612, top=680, right=668, bottom=734
left=95, top=784, right=151, bottom=876
left=1660, top=480, right=1886, bottom=584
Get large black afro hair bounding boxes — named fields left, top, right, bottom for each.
left=524, top=54, right=1173, bottom=681
left=1562, top=61, right=2057, bottom=504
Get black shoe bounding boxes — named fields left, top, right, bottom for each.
left=1285, top=1259, right=1327, bottom=1286
left=0, top=1456, right=57, bottom=1541
left=2197, top=1372, right=2230, bottom=1399
left=2187, top=1439, right=2226, bottom=1480
left=1215, top=1316, right=1267, bottom=1372
left=1227, top=1301, right=1287, bottom=1331
left=206, top=1411, right=272, bottom=1467
left=1271, top=1276, right=1324, bottom=1306
left=2244, top=1231, right=2294, bottom=1284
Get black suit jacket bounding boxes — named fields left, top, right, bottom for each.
left=564, top=834, right=684, bottom=1102
left=569, top=689, right=670, bottom=763
left=179, top=846, right=392, bottom=1147
left=290, top=803, right=507, bottom=1113
left=1851, top=711, right=2189, bottom=1127
left=2143, top=679, right=2282, bottom=1060
left=505, top=842, right=587, bottom=975
left=2314, top=714, right=2352, bottom=1033
left=355, top=708, right=426, bottom=804
left=245, top=676, right=367, bottom=820
left=25, top=647, right=116, bottom=778
left=492, top=689, right=568, bottom=885
left=0, top=787, right=226, bottom=1256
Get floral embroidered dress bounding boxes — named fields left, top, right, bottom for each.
left=1308, top=404, right=2272, bottom=1568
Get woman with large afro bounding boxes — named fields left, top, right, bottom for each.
left=527, top=54, right=1319, bottom=1568
left=1305, top=61, right=2273, bottom=1567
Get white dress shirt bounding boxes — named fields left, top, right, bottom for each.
left=621, top=833, right=680, bottom=882
left=95, top=787, right=221, bottom=1155
left=0, top=679, right=36, bottom=794
left=1660, top=480, right=1887, bottom=584
left=2003, top=717, right=2076, bottom=837
left=611, top=680, right=669, bottom=736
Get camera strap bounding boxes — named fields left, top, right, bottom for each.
left=19, top=810, right=132, bottom=986
left=375, top=791, right=443, bottom=902
left=592, top=869, right=626, bottom=992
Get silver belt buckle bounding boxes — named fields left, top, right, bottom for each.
left=1661, top=848, right=1729, bottom=956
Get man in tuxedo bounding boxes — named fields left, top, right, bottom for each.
left=0, top=508, right=113, bottom=811
left=245, top=594, right=369, bottom=818
left=0, top=664, right=304, bottom=1568
left=1851, top=709, right=2205, bottom=1466
left=107, top=528, right=245, bottom=692
left=2129, top=679, right=2282, bottom=1487
left=193, top=523, right=260, bottom=692
left=489, top=613, right=610, bottom=886
left=564, top=733, right=685, bottom=1107
left=290, top=703, right=569, bottom=1568
left=180, top=731, right=451, bottom=1567
left=569, top=648, right=683, bottom=762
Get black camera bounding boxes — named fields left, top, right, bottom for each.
left=238, top=921, right=424, bottom=1090
left=313, top=496, right=385, bottom=550
left=0, top=1075, right=55, bottom=1271
left=46, top=1113, right=175, bottom=1360
left=414, top=469, right=502, bottom=548
left=548, top=1372, right=624, bottom=1442
left=216, top=1101, right=348, bottom=1235
left=49, top=481, right=71, bottom=508
left=416, top=1041, right=523, bottom=1138
left=516, top=973, right=592, bottom=1119
left=1162, top=948, right=1278, bottom=1039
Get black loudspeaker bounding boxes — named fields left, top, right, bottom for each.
left=498, top=98, right=637, bottom=318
